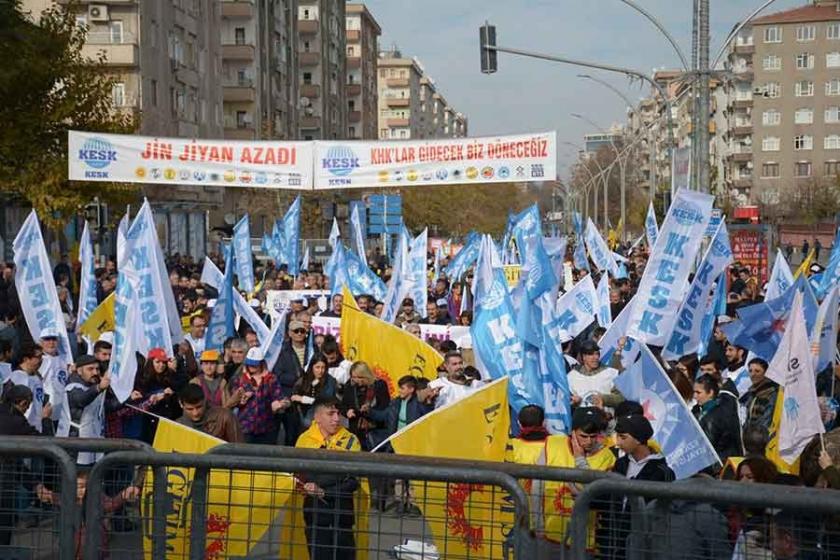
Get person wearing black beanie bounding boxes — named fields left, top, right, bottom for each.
left=613, top=414, right=674, bottom=482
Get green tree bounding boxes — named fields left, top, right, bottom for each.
left=0, top=0, right=138, bottom=230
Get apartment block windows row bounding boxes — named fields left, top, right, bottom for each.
left=760, top=161, right=815, bottom=178
left=763, top=107, right=840, bottom=125
left=764, top=24, right=840, bottom=44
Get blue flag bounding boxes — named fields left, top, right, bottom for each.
left=283, top=196, right=301, bottom=276
left=572, top=212, right=583, bottom=238
left=614, top=345, right=721, bottom=478
left=350, top=203, right=367, bottom=266
left=445, top=231, right=481, bottom=280
left=811, top=284, right=839, bottom=374
left=645, top=201, right=659, bottom=248
left=335, top=244, right=387, bottom=301
left=204, top=246, right=236, bottom=351
left=522, top=236, right=557, bottom=301
left=232, top=214, right=255, bottom=293
left=766, top=249, right=794, bottom=302
left=573, top=240, right=590, bottom=272
left=511, top=204, right=542, bottom=263
left=536, top=293, right=573, bottom=433
left=77, top=221, right=99, bottom=330
left=380, top=231, right=410, bottom=323
left=817, top=227, right=840, bottom=300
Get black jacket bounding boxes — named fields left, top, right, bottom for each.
left=272, top=340, right=308, bottom=394
left=613, top=454, right=675, bottom=482
left=692, top=398, right=742, bottom=462
left=368, top=394, right=430, bottom=436
left=0, top=403, right=41, bottom=437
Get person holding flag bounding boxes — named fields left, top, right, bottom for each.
left=569, top=340, right=623, bottom=411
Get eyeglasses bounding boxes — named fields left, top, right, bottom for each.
left=292, top=328, right=306, bottom=334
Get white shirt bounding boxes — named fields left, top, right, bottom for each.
left=568, top=366, right=618, bottom=407
left=432, top=376, right=478, bottom=409
left=184, top=334, right=206, bottom=356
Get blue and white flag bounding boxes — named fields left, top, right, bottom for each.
left=572, top=212, right=583, bottom=238
left=300, top=244, right=310, bottom=272
left=544, top=236, right=567, bottom=259
left=380, top=231, right=410, bottom=323
left=615, top=345, right=721, bottom=478
left=408, top=229, right=429, bottom=316
left=445, top=231, right=481, bottom=280
left=77, top=221, right=99, bottom=329
left=205, top=246, right=236, bottom=351
left=350, top=203, right=367, bottom=266
left=271, top=219, right=286, bottom=266
left=13, top=211, right=73, bottom=361
left=584, top=218, right=619, bottom=276
left=262, top=309, right=289, bottom=371
left=232, top=214, right=255, bottom=293
left=662, top=221, right=733, bottom=361
left=811, top=284, right=839, bottom=374
left=200, top=257, right=270, bottom=344
left=511, top=205, right=542, bottom=262
left=522, top=236, right=557, bottom=301
left=817, top=227, right=840, bottom=300
left=338, top=244, right=387, bottom=301
left=766, top=249, right=794, bottom=302
left=645, top=201, right=659, bottom=248
left=573, top=240, right=590, bottom=272
left=599, top=297, right=641, bottom=370
left=123, top=201, right=176, bottom=356
left=535, top=293, right=573, bottom=433
left=554, top=275, right=598, bottom=342
left=283, top=196, right=302, bottom=276
left=626, top=189, right=715, bottom=345
left=766, top=291, right=825, bottom=464
left=108, top=258, right=143, bottom=403
left=471, top=235, right=542, bottom=413
left=433, top=246, right=442, bottom=282
left=328, top=217, right=340, bottom=249
left=596, top=273, right=612, bottom=328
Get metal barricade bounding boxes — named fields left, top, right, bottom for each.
left=569, top=477, right=840, bottom=559
left=0, top=441, right=77, bottom=560
left=83, top=449, right=534, bottom=560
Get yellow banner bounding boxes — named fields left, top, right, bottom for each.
left=503, top=265, right=521, bottom=287
left=388, top=378, right=513, bottom=559
left=340, top=286, right=442, bottom=395
left=766, top=389, right=800, bottom=475
left=78, top=293, right=115, bottom=341
left=142, top=418, right=294, bottom=559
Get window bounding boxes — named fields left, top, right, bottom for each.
left=348, top=100, right=355, bottom=111
left=236, top=110, right=247, bottom=127
left=828, top=107, right=840, bottom=123
left=234, top=28, right=245, bottom=45
left=796, top=25, right=815, bottom=42
left=763, top=55, right=782, bottom=71
left=827, top=135, right=840, bottom=149
left=796, top=53, right=814, bottom=69
left=303, top=9, right=310, bottom=19
left=766, top=82, right=781, bottom=98
left=795, top=108, right=814, bottom=124
left=826, top=161, right=840, bottom=175
left=828, top=79, right=840, bottom=96
left=303, top=41, right=311, bottom=52
left=795, top=80, right=814, bottom=96
left=150, top=79, right=157, bottom=106
left=762, top=163, right=780, bottom=178
left=111, top=82, right=125, bottom=107
left=348, top=126, right=356, bottom=137
left=399, top=130, right=407, bottom=139
left=795, top=161, right=812, bottom=177
left=764, top=26, right=782, bottom=43
left=109, top=20, right=123, bottom=44
left=794, top=135, right=813, bottom=150
left=762, top=136, right=781, bottom=151
left=830, top=23, right=840, bottom=40
left=828, top=53, right=840, bottom=70
left=763, top=110, right=781, bottom=126
left=303, top=72, right=312, bottom=84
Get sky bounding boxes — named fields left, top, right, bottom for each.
left=363, top=0, right=804, bottom=181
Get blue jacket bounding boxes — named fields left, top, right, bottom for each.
left=369, top=394, right=431, bottom=436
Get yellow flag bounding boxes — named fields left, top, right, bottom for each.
left=78, top=293, right=115, bottom=341
left=503, top=264, right=521, bottom=287
left=142, top=418, right=294, bottom=559
left=766, top=389, right=800, bottom=475
left=339, top=286, right=442, bottom=395
left=794, top=248, right=815, bottom=279
left=388, top=378, right=513, bottom=559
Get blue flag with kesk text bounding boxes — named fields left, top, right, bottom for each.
left=233, top=214, right=255, bottom=293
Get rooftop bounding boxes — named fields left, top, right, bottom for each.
left=752, top=3, right=840, bottom=25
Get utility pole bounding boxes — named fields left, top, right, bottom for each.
left=697, top=0, right=711, bottom=195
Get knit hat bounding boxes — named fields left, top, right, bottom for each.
left=615, top=414, right=654, bottom=445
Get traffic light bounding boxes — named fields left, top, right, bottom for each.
left=480, top=23, right=497, bottom=74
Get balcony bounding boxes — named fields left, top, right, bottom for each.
left=82, top=32, right=139, bottom=66
left=733, top=125, right=753, bottom=136
left=347, top=29, right=360, bottom=42
left=223, top=44, right=255, bottom=60
left=734, top=43, right=755, bottom=55
left=299, top=51, right=320, bottom=66
left=387, top=97, right=410, bottom=108
left=224, top=126, right=256, bottom=140
left=386, top=78, right=409, bottom=88
left=222, top=0, right=254, bottom=18
left=223, top=85, right=255, bottom=102
left=731, top=151, right=753, bottom=162
left=348, top=111, right=361, bottom=123
left=300, top=83, right=321, bottom=98
left=347, top=56, right=361, bottom=69
left=300, top=116, right=321, bottom=129
left=299, top=19, right=319, bottom=34
left=733, top=97, right=753, bottom=109
left=345, top=83, right=361, bottom=96
left=734, top=178, right=753, bottom=189
left=387, top=118, right=409, bottom=127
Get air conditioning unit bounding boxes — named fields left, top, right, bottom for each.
left=88, top=4, right=109, bottom=22
left=747, top=161, right=754, bottom=169
left=753, top=87, right=764, bottom=94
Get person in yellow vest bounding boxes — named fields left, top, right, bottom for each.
left=295, top=396, right=361, bottom=560
left=720, top=425, right=768, bottom=480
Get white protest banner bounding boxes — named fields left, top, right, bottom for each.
left=661, top=221, right=733, bottom=360
left=265, top=290, right=329, bottom=325
left=627, top=189, right=714, bottom=346
left=312, top=316, right=468, bottom=346
left=554, top=275, right=598, bottom=342
left=68, top=131, right=313, bottom=189
left=584, top=218, right=619, bottom=276
left=672, top=146, right=691, bottom=193
left=313, top=132, right=556, bottom=189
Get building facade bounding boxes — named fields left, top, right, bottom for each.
left=345, top=4, right=381, bottom=140
left=297, top=0, right=346, bottom=140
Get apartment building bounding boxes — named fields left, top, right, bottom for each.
left=345, top=4, right=381, bottom=140
left=26, top=0, right=226, bottom=258
left=725, top=1, right=840, bottom=204
left=377, top=48, right=468, bottom=140
left=297, top=0, right=346, bottom=140
left=221, top=0, right=298, bottom=141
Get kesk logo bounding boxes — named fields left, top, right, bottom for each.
left=322, top=145, right=360, bottom=177
left=78, top=137, right=117, bottom=178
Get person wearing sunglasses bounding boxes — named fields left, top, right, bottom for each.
left=272, top=319, right=311, bottom=445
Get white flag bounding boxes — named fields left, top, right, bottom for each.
left=596, top=273, right=612, bottom=328
left=328, top=217, right=340, bottom=249
left=350, top=204, right=367, bottom=265
left=645, top=201, right=659, bottom=248
left=766, top=291, right=825, bottom=464
left=765, top=249, right=794, bottom=302
left=554, top=275, right=598, bottom=341
left=77, top=221, right=99, bottom=329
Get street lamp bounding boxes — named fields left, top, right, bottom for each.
left=571, top=113, right=625, bottom=233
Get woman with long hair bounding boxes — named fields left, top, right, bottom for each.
left=291, top=353, right=337, bottom=429
left=135, top=348, right=189, bottom=442
left=341, top=361, right=390, bottom=450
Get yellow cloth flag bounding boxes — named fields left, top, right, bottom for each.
left=794, top=248, right=815, bottom=279
left=766, top=389, right=800, bottom=475
left=142, top=418, right=294, bottom=559
left=387, top=378, right=513, bottom=559
left=277, top=423, right=370, bottom=560
left=503, top=265, right=521, bottom=287
left=339, top=286, right=442, bottom=395
left=78, top=293, right=115, bottom=341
